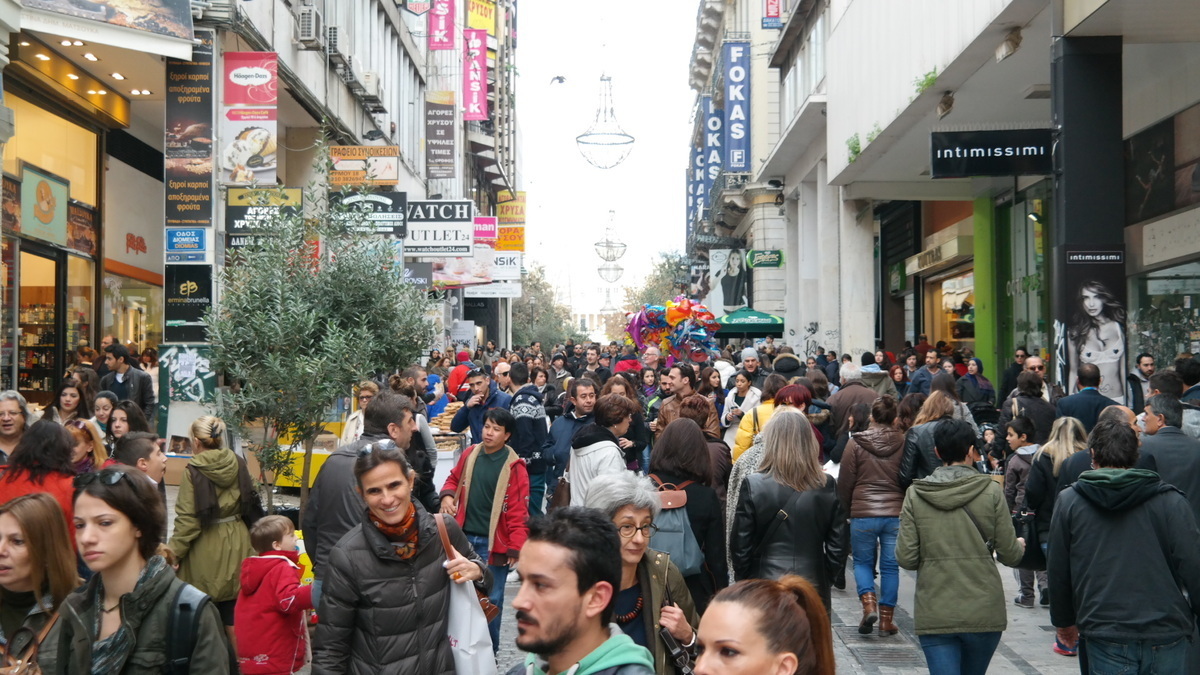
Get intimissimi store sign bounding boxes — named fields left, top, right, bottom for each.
left=930, top=129, right=1052, bottom=178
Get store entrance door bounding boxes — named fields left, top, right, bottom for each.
left=17, top=243, right=63, bottom=409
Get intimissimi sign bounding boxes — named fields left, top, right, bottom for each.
left=930, top=129, right=1052, bottom=178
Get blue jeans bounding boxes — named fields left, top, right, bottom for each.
left=1083, top=636, right=1188, bottom=674
left=465, top=533, right=508, bottom=653
left=851, top=517, right=900, bottom=607
left=528, top=471, right=546, bottom=519
left=919, top=632, right=1002, bottom=675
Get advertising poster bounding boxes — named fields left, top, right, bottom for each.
left=67, top=201, right=98, bottom=256
left=433, top=216, right=495, bottom=287
left=165, top=29, right=215, bottom=229
left=22, top=0, right=194, bottom=50
left=705, top=248, right=751, bottom=317
left=164, top=264, right=213, bottom=343
left=221, top=52, right=277, bottom=185
left=468, top=0, right=497, bottom=37
left=329, top=146, right=400, bottom=186
left=496, top=191, right=526, bottom=251
left=1124, top=101, right=1200, bottom=224
left=723, top=41, right=752, bottom=171
left=2, top=176, right=20, bottom=235
left=406, top=200, right=474, bottom=256
left=19, top=164, right=68, bottom=246
left=1053, top=247, right=1128, bottom=404
left=428, top=0, right=454, bottom=50
left=426, top=92, right=457, bottom=179
left=463, top=30, right=489, bottom=122
left=329, top=191, right=408, bottom=237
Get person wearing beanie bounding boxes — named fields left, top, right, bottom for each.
left=728, top=347, right=771, bottom=390
left=862, top=351, right=882, bottom=373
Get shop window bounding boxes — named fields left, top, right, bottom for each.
left=925, top=267, right=975, bottom=354
left=102, top=274, right=162, bottom=353
left=1129, top=261, right=1200, bottom=360
left=66, top=256, right=94, bottom=367
left=17, top=250, right=57, bottom=406
left=2, top=94, right=98, bottom=207
left=0, top=238, right=13, bottom=392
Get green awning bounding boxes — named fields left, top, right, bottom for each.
left=715, top=307, right=784, bottom=336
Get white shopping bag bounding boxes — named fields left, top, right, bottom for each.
left=445, top=578, right=497, bottom=675
left=823, top=459, right=840, bottom=480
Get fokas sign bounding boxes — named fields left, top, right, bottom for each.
left=930, top=129, right=1053, bottom=178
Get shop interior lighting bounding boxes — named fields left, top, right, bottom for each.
left=34, top=53, right=50, bottom=61
left=140, top=89, right=152, bottom=95
left=60, top=40, right=84, bottom=47
left=83, top=53, right=98, bottom=61
left=67, top=74, right=79, bottom=80
left=111, top=73, right=125, bottom=80
left=130, top=90, right=139, bottom=95
left=18, top=42, right=29, bottom=47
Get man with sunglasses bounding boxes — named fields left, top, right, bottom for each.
left=1000, top=347, right=1029, bottom=405
left=450, top=368, right=513, bottom=445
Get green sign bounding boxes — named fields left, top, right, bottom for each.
left=889, top=262, right=907, bottom=294
left=746, top=249, right=783, bottom=268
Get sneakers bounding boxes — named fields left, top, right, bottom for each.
left=1053, top=638, right=1078, bottom=656
left=1040, top=588, right=1050, bottom=606
left=1013, top=596, right=1035, bottom=609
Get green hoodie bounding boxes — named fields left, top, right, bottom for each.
left=1072, top=468, right=1172, bottom=511
left=513, top=625, right=655, bottom=675
left=896, top=464, right=1025, bottom=635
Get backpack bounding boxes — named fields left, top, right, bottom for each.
left=164, top=582, right=237, bottom=675
left=648, top=474, right=704, bottom=576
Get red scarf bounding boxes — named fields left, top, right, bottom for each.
left=371, top=502, right=419, bottom=559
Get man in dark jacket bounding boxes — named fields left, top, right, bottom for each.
left=574, top=345, right=612, bottom=385
left=1049, top=420, right=1200, bottom=672
left=543, top=379, right=597, bottom=491
left=1056, top=406, right=1137, bottom=491
left=1054, top=364, right=1118, bottom=432
left=1137, top=395, right=1200, bottom=523
left=1126, top=352, right=1155, bottom=414
left=828, top=363, right=881, bottom=436
left=451, top=369, right=513, bottom=444
left=302, top=392, right=418, bottom=610
left=1179, top=356, right=1200, bottom=402
left=908, top=349, right=941, bottom=396
left=999, top=346, right=1028, bottom=406
left=99, top=343, right=157, bottom=424
left=508, top=362, right=550, bottom=517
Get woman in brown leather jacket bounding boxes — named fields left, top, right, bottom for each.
left=836, top=396, right=905, bottom=637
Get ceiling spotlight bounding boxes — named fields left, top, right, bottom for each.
left=83, top=53, right=98, bottom=61
left=97, top=90, right=106, bottom=95
left=996, top=28, right=1023, bottom=63
left=86, top=90, right=96, bottom=95
left=67, top=73, right=79, bottom=80
left=73, top=41, right=84, bottom=46
left=130, top=90, right=140, bottom=96
left=34, top=54, right=50, bottom=61
left=936, top=91, right=955, bottom=120
left=111, top=73, right=125, bottom=80
left=140, top=90, right=152, bottom=95
left=60, top=40, right=72, bottom=46
left=18, top=42, right=29, bottom=47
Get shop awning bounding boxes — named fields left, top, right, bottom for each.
left=21, top=0, right=196, bottom=60
left=715, top=307, right=785, bottom=336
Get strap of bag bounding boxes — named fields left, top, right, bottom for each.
left=435, top=513, right=456, bottom=562
left=751, top=487, right=805, bottom=558
left=962, top=504, right=996, bottom=554
left=3, top=612, right=59, bottom=666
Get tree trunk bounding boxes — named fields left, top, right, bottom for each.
left=261, top=423, right=275, bottom=515
left=299, top=435, right=316, bottom=524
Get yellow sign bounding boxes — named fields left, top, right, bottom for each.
left=496, top=191, right=525, bottom=252
left=468, top=0, right=497, bottom=37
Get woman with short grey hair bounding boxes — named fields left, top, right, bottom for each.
left=584, top=472, right=698, bottom=674
left=0, top=390, right=31, bottom=461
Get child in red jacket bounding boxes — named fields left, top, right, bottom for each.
left=235, top=516, right=315, bottom=675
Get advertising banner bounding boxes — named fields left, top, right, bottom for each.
left=406, top=200, right=474, bottom=256
left=329, top=191, right=408, bottom=237
left=1052, top=247, right=1128, bottom=404
left=225, top=187, right=301, bottom=249
left=464, top=282, right=522, bottom=298
left=165, top=227, right=208, bottom=263
left=221, top=52, right=278, bottom=186
left=704, top=96, right=722, bottom=193
left=67, top=200, right=97, bottom=256
left=426, top=91, right=456, bottom=179
left=690, top=145, right=705, bottom=224
left=468, top=0, right=497, bottom=37
left=930, top=129, right=1052, bottom=179
left=165, top=29, right=215, bottom=230
left=492, top=251, right=521, bottom=280
left=463, top=30, right=489, bottom=122
left=403, top=262, right=434, bottom=289
left=19, top=165, right=68, bottom=246
left=723, top=41, right=752, bottom=172
left=434, top=216, right=495, bottom=287
left=329, top=146, right=401, bottom=186
left=746, top=249, right=784, bottom=268
left=496, top=191, right=525, bottom=251
left=164, top=264, right=212, bottom=343
left=22, top=0, right=195, bottom=59
left=763, top=0, right=783, bottom=28
left=428, top=0, right=455, bottom=50
left=704, top=248, right=750, bottom=317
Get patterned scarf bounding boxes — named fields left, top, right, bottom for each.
left=89, top=556, right=167, bottom=675
left=371, top=502, right=419, bottom=559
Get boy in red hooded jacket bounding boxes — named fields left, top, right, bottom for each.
left=235, top=515, right=315, bottom=674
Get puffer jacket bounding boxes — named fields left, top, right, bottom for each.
left=898, top=417, right=953, bottom=489
left=168, top=447, right=254, bottom=601
left=730, top=472, right=848, bottom=611
left=312, top=507, right=492, bottom=675
left=40, top=558, right=230, bottom=674
left=235, top=550, right=313, bottom=675
left=837, top=424, right=905, bottom=518
left=568, top=425, right=628, bottom=507
left=896, top=465, right=1024, bottom=635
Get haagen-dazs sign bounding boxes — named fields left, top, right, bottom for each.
left=930, top=129, right=1053, bottom=178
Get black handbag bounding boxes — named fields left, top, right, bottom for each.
left=658, top=583, right=695, bottom=675
left=1013, top=508, right=1046, bottom=571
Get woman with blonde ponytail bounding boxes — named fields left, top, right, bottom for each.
left=694, top=574, right=836, bottom=675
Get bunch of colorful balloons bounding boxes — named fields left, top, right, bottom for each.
left=625, top=296, right=721, bottom=363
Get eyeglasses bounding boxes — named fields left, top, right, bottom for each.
left=357, top=394, right=375, bottom=402
left=0, top=411, right=23, bottom=420
left=74, top=469, right=132, bottom=489
left=1015, top=353, right=1028, bottom=358
left=67, top=419, right=90, bottom=430
left=359, top=440, right=398, bottom=457
left=617, top=523, right=658, bottom=539
left=1028, top=365, right=1045, bottom=371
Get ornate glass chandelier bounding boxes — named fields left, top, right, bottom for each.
left=576, top=75, right=635, bottom=169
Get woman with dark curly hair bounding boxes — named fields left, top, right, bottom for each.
left=1065, top=280, right=1127, bottom=403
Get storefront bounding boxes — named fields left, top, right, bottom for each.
left=995, top=181, right=1052, bottom=362
left=905, top=211, right=975, bottom=355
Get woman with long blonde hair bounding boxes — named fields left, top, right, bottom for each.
left=899, top=391, right=959, bottom=488
left=730, top=410, right=848, bottom=611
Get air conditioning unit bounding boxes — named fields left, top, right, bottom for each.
left=326, top=26, right=349, bottom=67
left=340, top=56, right=364, bottom=92
left=296, top=7, right=323, bottom=49
left=360, top=71, right=387, bottom=111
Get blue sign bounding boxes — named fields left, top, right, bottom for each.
left=703, top=95, right=722, bottom=198
left=691, top=144, right=705, bottom=223
left=723, top=41, right=751, bottom=171
left=165, top=227, right=208, bottom=262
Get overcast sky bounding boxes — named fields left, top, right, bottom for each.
left=516, top=0, right=697, bottom=314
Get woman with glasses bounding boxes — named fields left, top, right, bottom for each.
left=166, top=416, right=255, bottom=650
left=340, top=380, right=380, bottom=446
left=0, top=421, right=78, bottom=533
left=0, top=391, right=31, bottom=462
left=0, top=494, right=77, bottom=663
left=41, top=378, right=90, bottom=425
left=42, top=465, right=230, bottom=673
left=585, top=471, right=699, bottom=675
left=313, top=443, right=488, bottom=674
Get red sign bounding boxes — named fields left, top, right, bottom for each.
left=223, top=52, right=278, bottom=106
left=126, top=233, right=147, bottom=255
left=429, top=0, right=454, bottom=50
left=463, top=30, right=488, bottom=121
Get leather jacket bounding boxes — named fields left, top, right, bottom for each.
left=729, top=473, right=848, bottom=610
left=899, top=417, right=952, bottom=489
left=837, top=424, right=905, bottom=518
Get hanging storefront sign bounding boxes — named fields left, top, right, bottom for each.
left=19, top=164, right=68, bottom=246
left=464, top=282, right=522, bottom=298
left=67, top=200, right=97, bottom=257
left=426, top=91, right=456, bottom=179
left=164, top=264, right=212, bottom=343
left=930, top=129, right=1053, bottom=178
left=746, top=249, right=783, bottom=268
left=690, top=145, right=704, bottom=225
left=329, top=146, right=401, bottom=186
left=404, top=0, right=431, bottom=15
left=428, top=0, right=455, bottom=50
left=330, top=191, right=408, bottom=237
left=165, top=227, right=209, bottom=263
left=434, top=215, right=495, bottom=287
left=723, top=41, right=752, bottom=172
left=403, top=262, right=433, bottom=289
left=468, top=0, right=497, bottom=37
left=225, top=188, right=301, bottom=234
left=22, top=0, right=195, bottom=59
left=703, top=96, right=723, bottom=194
left=492, top=252, right=521, bottom=280
left=1053, top=247, right=1128, bottom=403
left=221, top=52, right=278, bottom=186
left=763, top=0, right=783, bottom=29
left=406, top=200, right=474, bottom=256
left=692, top=233, right=745, bottom=249
left=496, top=191, right=526, bottom=251
left=463, top=30, right=489, bottom=122
left=165, top=29, right=215, bottom=230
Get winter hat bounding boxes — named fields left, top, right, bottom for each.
left=740, top=347, right=759, bottom=362
left=551, top=353, right=566, bottom=366
left=456, top=350, right=471, bottom=363
left=861, top=352, right=875, bottom=367
left=774, top=353, right=802, bottom=375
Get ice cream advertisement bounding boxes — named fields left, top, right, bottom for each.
left=222, top=52, right=278, bottom=185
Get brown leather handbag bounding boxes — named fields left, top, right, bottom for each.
left=0, top=614, right=58, bottom=675
left=435, top=514, right=501, bottom=623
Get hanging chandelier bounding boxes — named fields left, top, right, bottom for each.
left=576, top=75, right=635, bottom=169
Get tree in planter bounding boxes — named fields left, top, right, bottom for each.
left=207, top=158, right=435, bottom=520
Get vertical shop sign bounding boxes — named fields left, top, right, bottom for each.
left=463, top=30, right=489, bottom=121
left=165, top=29, right=215, bottom=230
left=426, top=91, right=457, bottom=179
left=221, top=52, right=278, bottom=185
left=703, top=95, right=722, bottom=193
left=2, top=177, right=19, bottom=235
left=1052, top=247, right=1128, bottom=404
left=763, top=0, right=783, bottom=28
left=429, top=0, right=454, bottom=50
left=164, top=264, right=213, bottom=343
left=690, top=146, right=705, bottom=223
left=723, top=41, right=751, bottom=172
left=496, top=191, right=525, bottom=251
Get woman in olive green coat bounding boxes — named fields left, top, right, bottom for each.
left=166, top=416, right=254, bottom=648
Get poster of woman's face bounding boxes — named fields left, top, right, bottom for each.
left=1056, top=251, right=1128, bottom=404
left=704, top=249, right=749, bottom=317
